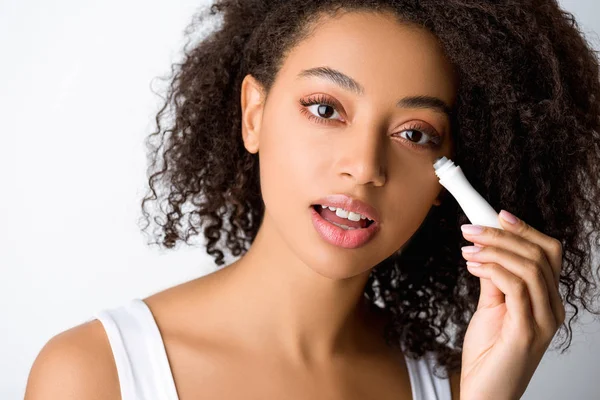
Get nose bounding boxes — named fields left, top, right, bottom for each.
left=337, top=126, right=386, bottom=187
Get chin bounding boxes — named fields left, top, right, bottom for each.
left=300, top=251, right=378, bottom=281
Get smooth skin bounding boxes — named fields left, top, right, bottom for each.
left=25, top=9, right=563, bottom=400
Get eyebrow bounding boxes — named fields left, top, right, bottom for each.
left=297, top=66, right=454, bottom=119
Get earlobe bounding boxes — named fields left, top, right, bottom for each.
left=433, top=187, right=447, bottom=206
left=240, top=74, right=265, bottom=154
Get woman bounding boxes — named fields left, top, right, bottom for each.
left=25, top=0, right=600, bottom=399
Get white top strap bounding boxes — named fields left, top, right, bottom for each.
left=92, top=299, right=179, bottom=400
left=404, top=351, right=452, bottom=400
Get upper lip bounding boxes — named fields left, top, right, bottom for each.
left=312, top=194, right=380, bottom=223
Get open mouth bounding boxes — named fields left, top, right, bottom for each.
left=309, top=204, right=380, bottom=249
left=311, top=204, right=375, bottom=229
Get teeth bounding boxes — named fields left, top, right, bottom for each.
left=335, top=208, right=349, bottom=219
left=330, top=221, right=358, bottom=230
left=347, top=211, right=361, bottom=222
left=319, top=205, right=372, bottom=223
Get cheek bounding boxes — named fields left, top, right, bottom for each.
left=385, top=172, right=441, bottom=229
left=262, top=110, right=327, bottom=179
left=257, top=125, right=320, bottom=210
left=393, top=158, right=441, bottom=199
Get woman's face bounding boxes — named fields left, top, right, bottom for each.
left=241, top=10, right=457, bottom=280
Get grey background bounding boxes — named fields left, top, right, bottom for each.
left=1, top=0, right=598, bottom=398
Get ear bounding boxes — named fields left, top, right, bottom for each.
left=240, top=74, right=266, bottom=154
left=433, top=188, right=445, bottom=206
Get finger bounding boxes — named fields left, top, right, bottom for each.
left=496, top=211, right=565, bottom=326
left=463, top=244, right=505, bottom=310
left=466, top=262, right=534, bottom=335
left=463, top=246, right=558, bottom=333
left=463, top=223, right=558, bottom=291
left=498, top=210, right=563, bottom=287
left=461, top=227, right=564, bottom=329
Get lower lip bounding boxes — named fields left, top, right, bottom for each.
left=310, top=206, right=380, bottom=249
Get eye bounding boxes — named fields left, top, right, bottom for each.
left=299, top=95, right=344, bottom=124
left=299, top=96, right=443, bottom=150
left=395, top=122, right=443, bottom=150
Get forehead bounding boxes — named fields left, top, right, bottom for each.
left=277, top=11, right=457, bottom=105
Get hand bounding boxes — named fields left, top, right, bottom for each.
left=458, top=210, right=564, bottom=400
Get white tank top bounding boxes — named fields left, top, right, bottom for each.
left=91, top=299, right=452, bottom=400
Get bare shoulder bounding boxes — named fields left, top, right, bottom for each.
left=25, top=319, right=120, bottom=400
left=142, top=267, right=231, bottom=335
left=23, top=271, right=223, bottom=400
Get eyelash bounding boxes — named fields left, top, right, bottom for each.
left=298, top=95, right=443, bottom=150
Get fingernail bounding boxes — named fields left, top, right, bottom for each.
left=466, top=261, right=481, bottom=267
left=461, top=224, right=483, bottom=235
left=500, top=210, right=518, bottom=224
left=462, top=245, right=482, bottom=253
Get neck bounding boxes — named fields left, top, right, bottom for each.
left=211, top=211, right=386, bottom=365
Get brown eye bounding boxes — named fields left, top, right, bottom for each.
left=405, top=129, right=424, bottom=143
left=316, top=104, right=335, bottom=119
left=299, top=94, right=344, bottom=124
left=394, top=122, right=443, bottom=150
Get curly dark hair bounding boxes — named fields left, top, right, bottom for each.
left=140, top=0, right=600, bottom=377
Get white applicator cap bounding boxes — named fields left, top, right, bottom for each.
left=433, top=156, right=502, bottom=229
